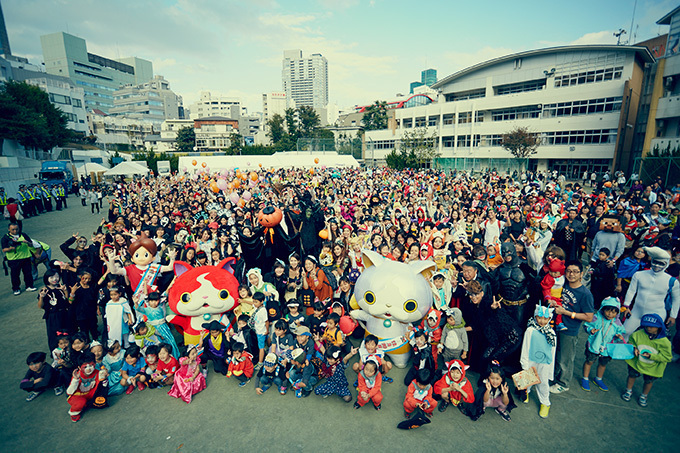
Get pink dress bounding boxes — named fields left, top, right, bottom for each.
left=167, top=358, right=206, bottom=403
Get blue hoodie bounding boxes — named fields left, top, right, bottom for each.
left=583, top=297, right=626, bottom=356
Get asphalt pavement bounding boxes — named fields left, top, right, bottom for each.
left=0, top=199, right=677, bottom=453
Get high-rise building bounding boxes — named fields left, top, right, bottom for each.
left=40, top=32, right=153, bottom=113
left=262, top=91, right=292, bottom=124
left=421, top=68, right=437, bottom=86
left=110, top=75, right=181, bottom=123
left=282, top=49, right=328, bottom=108
left=188, top=91, right=242, bottom=120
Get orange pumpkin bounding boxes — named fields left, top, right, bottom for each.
left=257, top=206, right=283, bottom=228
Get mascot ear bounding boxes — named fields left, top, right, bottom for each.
left=409, top=259, right=437, bottom=280
left=218, top=257, right=236, bottom=275
left=173, top=261, right=193, bottom=277
left=362, top=250, right=384, bottom=269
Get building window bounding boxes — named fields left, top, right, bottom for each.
left=554, top=66, right=623, bottom=87
left=403, top=118, right=413, bottom=128
left=415, top=116, right=426, bottom=127
left=491, top=105, right=541, bottom=121
left=458, top=112, right=471, bottom=124
left=445, top=88, right=486, bottom=102
left=495, top=79, right=546, bottom=96
left=428, top=116, right=438, bottom=127
left=541, top=129, right=618, bottom=145
left=442, top=114, right=454, bottom=125
left=442, top=136, right=455, bottom=147
left=48, top=93, right=71, bottom=105
left=72, top=99, right=82, bottom=108
left=474, top=111, right=484, bottom=123
left=479, top=134, right=503, bottom=146
left=542, top=97, right=623, bottom=117
left=457, top=135, right=471, bottom=147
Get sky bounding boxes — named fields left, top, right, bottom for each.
left=2, top=0, right=676, bottom=114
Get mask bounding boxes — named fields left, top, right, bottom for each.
left=651, top=260, right=667, bottom=273
left=83, top=364, right=95, bottom=375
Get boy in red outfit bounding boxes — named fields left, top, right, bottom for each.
left=354, top=358, right=383, bottom=410
left=404, top=369, right=436, bottom=417
left=434, top=359, right=474, bottom=413
left=227, top=343, right=254, bottom=387
left=66, top=352, right=105, bottom=422
left=418, top=309, right=443, bottom=363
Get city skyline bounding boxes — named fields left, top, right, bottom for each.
left=3, top=0, right=674, bottom=113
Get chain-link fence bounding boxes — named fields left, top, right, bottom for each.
left=434, top=157, right=528, bottom=174
left=296, top=138, right=362, bottom=159
left=632, top=156, right=680, bottom=186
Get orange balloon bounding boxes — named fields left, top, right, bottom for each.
left=201, top=162, right=207, bottom=168
left=240, top=173, right=247, bottom=181
left=318, top=229, right=329, bottom=239
left=314, top=158, right=319, bottom=164
left=310, top=168, right=315, bottom=175
left=235, top=170, right=242, bottom=178
left=233, top=179, right=241, bottom=188
left=237, top=198, right=246, bottom=208
left=258, top=163, right=263, bottom=168
left=192, top=160, right=197, bottom=166
left=210, top=182, right=219, bottom=193
left=250, top=172, right=258, bottom=181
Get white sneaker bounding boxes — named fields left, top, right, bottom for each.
left=26, top=287, right=37, bottom=292
left=54, top=386, right=64, bottom=396
left=25, top=391, right=41, bottom=402
left=13, top=290, right=21, bottom=296
left=549, top=383, right=569, bottom=394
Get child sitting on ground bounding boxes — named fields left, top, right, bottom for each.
left=168, top=345, right=207, bottom=404
left=434, top=359, right=474, bottom=414
left=143, top=345, right=161, bottom=389
left=581, top=296, right=625, bottom=392
left=622, top=313, right=672, bottom=407
left=520, top=304, right=556, bottom=419
left=404, top=369, right=435, bottom=418
left=437, top=308, right=468, bottom=366
left=404, top=330, right=436, bottom=386
left=352, top=334, right=393, bottom=384
left=314, top=345, right=358, bottom=402
left=20, top=352, right=58, bottom=402
left=354, top=358, right=383, bottom=410
left=227, top=342, right=254, bottom=387
left=51, top=334, right=72, bottom=395
left=120, top=345, right=147, bottom=394
left=287, top=348, right=319, bottom=398
left=101, top=340, right=126, bottom=396
left=152, top=343, right=178, bottom=387
left=540, top=257, right=566, bottom=331
left=255, top=353, right=287, bottom=395
left=467, top=361, right=516, bottom=421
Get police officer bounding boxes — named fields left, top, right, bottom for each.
left=51, top=185, right=62, bottom=211
left=32, top=184, right=44, bottom=214
left=40, top=184, right=52, bottom=212
left=0, top=186, right=7, bottom=214
left=17, top=185, right=31, bottom=218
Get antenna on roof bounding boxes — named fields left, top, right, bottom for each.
left=614, top=29, right=626, bottom=46
left=628, top=0, right=637, bottom=45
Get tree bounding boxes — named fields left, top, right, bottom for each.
left=502, top=126, right=539, bottom=164
left=284, top=108, right=299, bottom=143
left=266, top=114, right=286, bottom=144
left=174, top=126, right=195, bottom=153
left=0, top=81, right=71, bottom=152
left=385, top=127, right=439, bottom=169
left=227, top=132, right=243, bottom=155
left=362, top=100, right=388, bottom=131
left=298, top=105, right=320, bottom=137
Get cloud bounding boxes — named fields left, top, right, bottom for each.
left=570, top=31, right=618, bottom=45
left=441, top=46, right=517, bottom=74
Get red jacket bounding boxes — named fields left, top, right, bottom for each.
left=357, top=371, right=382, bottom=398
left=227, top=352, right=254, bottom=378
left=434, top=372, right=475, bottom=405
left=404, top=381, right=434, bottom=409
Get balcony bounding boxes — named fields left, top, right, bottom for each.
left=656, top=95, right=680, bottom=119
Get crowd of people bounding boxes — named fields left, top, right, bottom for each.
left=8, top=165, right=680, bottom=425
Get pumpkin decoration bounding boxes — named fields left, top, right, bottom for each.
left=258, top=206, right=283, bottom=228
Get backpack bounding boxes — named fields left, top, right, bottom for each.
left=665, top=277, right=677, bottom=312
left=321, top=266, right=339, bottom=291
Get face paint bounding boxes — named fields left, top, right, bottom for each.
left=651, top=260, right=667, bottom=273
left=83, top=364, right=95, bottom=374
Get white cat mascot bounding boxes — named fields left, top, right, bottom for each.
left=350, top=250, right=436, bottom=368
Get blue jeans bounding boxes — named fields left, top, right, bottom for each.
left=289, top=367, right=318, bottom=389
left=259, top=375, right=283, bottom=391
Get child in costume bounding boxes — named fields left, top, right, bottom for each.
left=101, top=340, right=126, bottom=396
left=21, top=352, right=58, bottom=402
left=437, top=308, right=468, bottom=364
left=314, top=345, right=358, bottom=402
left=354, top=358, right=383, bottom=410
left=466, top=361, right=516, bottom=421
left=227, top=342, right=254, bottom=387
left=248, top=292, right=269, bottom=367
left=231, top=314, right=259, bottom=358
left=255, top=353, right=287, bottom=395
left=433, top=359, right=474, bottom=413
left=134, top=291, right=180, bottom=358
left=321, top=312, right=347, bottom=352
left=404, top=368, right=436, bottom=417
left=540, top=257, right=566, bottom=331
left=285, top=299, right=306, bottom=333
left=404, top=330, right=436, bottom=386
left=589, top=248, right=617, bottom=310
left=270, top=319, right=295, bottom=366
left=287, top=348, right=319, bottom=398
left=352, top=334, right=393, bottom=384
left=120, top=345, right=147, bottom=394
left=304, top=301, right=327, bottom=337
left=430, top=272, right=452, bottom=311
left=153, top=343, right=179, bottom=387
left=66, top=352, right=105, bottom=422
left=519, top=304, right=557, bottom=419
left=104, top=286, right=133, bottom=347
left=200, top=320, right=231, bottom=377
left=581, top=296, right=626, bottom=392
left=419, top=308, right=443, bottom=363
left=621, top=313, right=672, bottom=407
left=143, top=345, right=161, bottom=388
left=51, top=334, right=72, bottom=393
left=168, top=345, right=207, bottom=404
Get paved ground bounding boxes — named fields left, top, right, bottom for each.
left=0, top=200, right=678, bottom=453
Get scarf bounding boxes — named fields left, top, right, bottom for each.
left=413, top=384, right=431, bottom=401
left=446, top=320, right=466, bottom=330
left=527, top=317, right=556, bottom=346
left=209, top=333, right=223, bottom=352
left=360, top=370, right=377, bottom=389
left=134, top=325, right=157, bottom=346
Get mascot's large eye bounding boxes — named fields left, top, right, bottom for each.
left=403, top=299, right=417, bottom=313
left=181, top=292, right=191, bottom=303
left=219, top=289, right=229, bottom=300
left=364, top=291, right=376, bottom=305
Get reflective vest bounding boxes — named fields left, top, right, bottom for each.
left=41, top=187, right=51, bottom=198
left=26, top=189, right=35, bottom=200
left=58, top=187, right=65, bottom=197
left=17, top=191, right=27, bottom=202
left=0, top=193, right=6, bottom=206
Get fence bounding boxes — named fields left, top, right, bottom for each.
left=435, top=157, right=528, bottom=174
left=631, top=156, right=680, bottom=186
left=296, top=138, right=362, bottom=159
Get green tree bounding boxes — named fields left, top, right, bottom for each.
left=227, top=132, right=243, bottom=155
left=242, top=144, right=276, bottom=155
left=400, top=127, right=439, bottom=168
left=0, top=81, right=70, bottom=152
left=156, top=152, right=179, bottom=172
left=362, top=100, right=388, bottom=131
left=174, top=126, right=195, bottom=153
left=107, top=150, right=122, bottom=167
left=502, top=126, right=539, bottom=166
left=298, top=105, right=320, bottom=137
left=284, top=108, right=299, bottom=142
left=132, top=148, right=158, bottom=173
left=266, top=113, right=286, bottom=144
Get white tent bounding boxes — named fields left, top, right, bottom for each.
left=104, top=161, right=150, bottom=176
left=76, top=162, right=108, bottom=175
